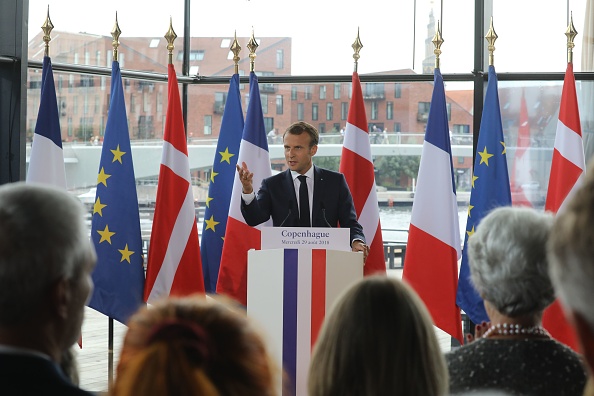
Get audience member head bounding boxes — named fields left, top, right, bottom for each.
left=468, top=206, right=554, bottom=321
left=308, top=276, right=448, bottom=396
left=283, top=121, right=319, bottom=147
left=113, top=295, right=278, bottom=396
left=548, top=162, right=594, bottom=372
left=0, top=182, right=96, bottom=361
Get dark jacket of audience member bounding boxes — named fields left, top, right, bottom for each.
left=446, top=206, right=586, bottom=396
left=0, top=182, right=96, bottom=396
left=112, top=295, right=279, bottom=396
left=308, top=275, right=448, bottom=396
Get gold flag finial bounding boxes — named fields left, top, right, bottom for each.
left=352, top=28, right=363, bottom=72
left=231, top=30, right=241, bottom=75
left=41, top=6, right=54, bottom=57
left=485, top=17, right=498, bottom=67
left=433, top=20, right=444, bottom=69
left=247, top=28, right=258, bottom=72
left=565, top=12, right=578, bottom=64
left=165, top=17, right=177, bottom=65
left=111, top=12, right=122, bottom=62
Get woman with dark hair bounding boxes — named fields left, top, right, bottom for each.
left=308, top=275, right=448, bottom=396
left=111, top=295, right=278, bottom=396
left=446, top=206, right=586, bottom=395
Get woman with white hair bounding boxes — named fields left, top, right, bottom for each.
left=446, top=206, right=586, bottom=396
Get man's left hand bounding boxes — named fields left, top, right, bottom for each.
left=351, top=240, right=369, bottom=264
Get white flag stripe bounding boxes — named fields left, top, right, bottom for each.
left=410, top=142, right=461, bottom=254
left=343, top=123, right=373, bottom=163
left=359, top=182, right=381, bottom=242
left=161, top=141, right=192, bottom=182
left=147, top=184, right=197, bottom=301
left=554, top=120, right=586, bottom=171
left=27, top=134, right=67, bottom=188
left=228, top=139, right=272, bottom=224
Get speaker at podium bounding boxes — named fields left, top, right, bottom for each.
left=247, top=227, right=363, bottom=396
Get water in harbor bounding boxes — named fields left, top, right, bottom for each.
left=87, top=204, right=470, bottom=246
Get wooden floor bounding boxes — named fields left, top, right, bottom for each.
left=75, top=268, right=454, bottom=394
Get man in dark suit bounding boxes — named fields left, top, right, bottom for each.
left=0, top=182, right=96, bottom=395
left=237, top=121, right=369, bottom=261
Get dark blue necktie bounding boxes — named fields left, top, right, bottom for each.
left=298, top=175, right=311, bottom=227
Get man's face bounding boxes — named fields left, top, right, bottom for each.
left=284, top=132, right=318, bottom=175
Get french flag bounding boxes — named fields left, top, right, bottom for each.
left=27, top=56, right=66, bottom=188
left=542, top=62, right=585, bottom=351
left=402, top=68, right=463, bottom=343
left=217, top=72, right=272, bottom=306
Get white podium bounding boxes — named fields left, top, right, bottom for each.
left=247, top=227, right=363, bottom=396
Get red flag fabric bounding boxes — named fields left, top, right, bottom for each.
left=402, top=69, right=463, bottom=343
left=510, top=90, right=533, bottom=207
left=144, top=64, right=205, bottom=302
left=542, top=62, right=585, bottom=350
left=339, top=72, right=386, bottom=275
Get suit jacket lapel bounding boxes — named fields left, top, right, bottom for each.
left=312, top=165, right=323, bottom=224
left=282, top=169, right=297, bottom=225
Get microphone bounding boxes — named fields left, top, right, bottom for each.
left=279, top=200, right=293, bottom=227
left=321, top=203, right=332, bottom=228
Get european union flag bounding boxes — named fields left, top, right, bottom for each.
left=456, top=65, right=512, bottom=324
left=201, top=74, right=244, bottom=292
left=88, top=61, right=145, bottom=324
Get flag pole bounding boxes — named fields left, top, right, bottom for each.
left=106, top=13, right=121, bottom=392
left=352, top=27, right=362, bottom=73
left=247, top=27, right=259, bottom=73
left=41, top=6, right=53, bottom=57
left=165, top=17, right=177, bottom=65
left=565, top=12, right=577, bottom=64
left=232, top=30, right=241, bottom=75
left=485, top=17, right=497, bottom=67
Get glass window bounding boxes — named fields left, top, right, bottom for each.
left=417, top=101, right=430, bottom=122
left=320, top=85, right=326, bottom=100
left=326, top=102, right=333, bottom=120
left=341, top=102, right=348, bottom=120
left=276, top=95, right=283, bottom=115
left=178, top=50, right=205, bottom=61
left=305, top=85, right=312, bottom=100
left=261, top=94, right=268, bottom=114
left=291, top=86, right=297, bottom=100
left=386, top=101, right=393, bottom=120
left=312, top=103, right=318, bottom=121
left=276, top=49, right=284, bottom=69
left=394, top=83, right=402, bottom=98
left=297, top=103, right=304, bottom=121
left=371, top=102, right=378, bottom=120
left=334, top=83, right=341, bottom=99
left=204, top=115, right=212, bottom=135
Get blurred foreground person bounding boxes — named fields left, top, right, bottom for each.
left=112, top=295, right=278, bottom=396
left=548, top=162, right=594, bottom=396
left=308, top=276, right=448, bottom=396
left=446, top=206, right=586, bottom=396
left=0, top=182, right=96, bottom=396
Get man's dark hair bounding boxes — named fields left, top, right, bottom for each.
left=284, top=121, right=319, bottom=147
